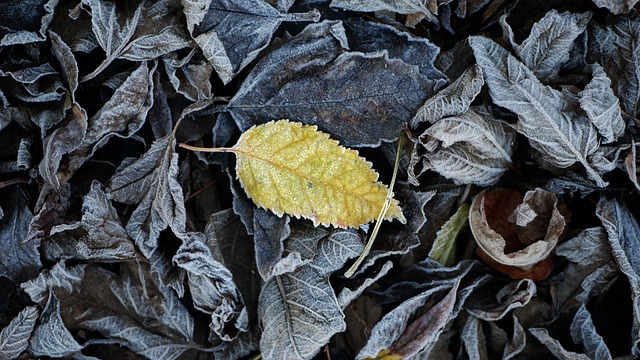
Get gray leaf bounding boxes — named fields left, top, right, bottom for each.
left=343, top=18, right=446, bottom=80
left=0, top=188, right=40, bottom=284
left=162, top=51, right=213, bottom=101
left=596, top=197, right=640, bottom=354
left=337, top=261, right=393, bottom=309
left=591, top=0, right=640, bottom=14
left=470, top=36, right=606, bottom=187
left=28, top=293, right=83, bottom=357
left=24, top=262, right=196, bottom=360
left=0, top=306, right=38, bottom=360
left=513, top=10, right=591, bottom=82
left=579, top=64, right=625, bottom=143
left=556, top=227, right=612, bottom=265
left=588, top=12, right=640, bottom=118
left=173, top=232, right=245, bottom=341
left=58, top=63, right=154, bottom=186
left=259, top=271, right=344, bottom=360
left=356, top=283, right=456, bottom=359
left=461, top=315, right=489, bottom=360
left=467, top=279, right=537, bottom=321
left=544, top=172, right=599, bottom=198
left=21, top=261, right=85, bottom=304
left=570, top=305, right=613, bottom=360
left=0, top=0, right=58, bottom=46
left=254, top=208, right=292, bottom=280
left=330, top=0, right=436, bottom=24
left=411, top=65, right=484, bottom=127
left=503, top=314, right=526, bottom=360
left=39, top=104, right=87, bottom=189
left=107, top=136, right=185, bottom=264
left=530, top=328, right=590, bottom=360
left=228, top=20, right=442, bottom=147
left=411, top=107, right=515, bottom=186
left=49, top=31, right=79, bottom=101
left=46, top=181, right=135, bottom=261
left=80, top=0, right=191, bottom=81
left=182, top=0, right=319, bottom=84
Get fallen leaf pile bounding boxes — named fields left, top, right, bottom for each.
left=2, top=0, right=640, bottom=359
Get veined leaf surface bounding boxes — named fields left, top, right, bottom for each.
left=231, top=120, right=405, bottom=228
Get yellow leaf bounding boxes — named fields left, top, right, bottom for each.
left=182, top=120, right=405, bottom=228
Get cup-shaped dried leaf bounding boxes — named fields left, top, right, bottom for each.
left=470, top=188, right=567, bottom=280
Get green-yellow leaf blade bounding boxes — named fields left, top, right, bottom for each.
left=234, top=120, right=405, bottom=228
left=429, top=203, right=469, bottom=266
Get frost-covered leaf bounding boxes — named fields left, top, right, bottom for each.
left=0, top=306, right=38, bottom=360
left=466, top=279, right=536, bottom=321
left=56, top=63, right=154, bottom=186
left=258, top=228, right=362, bottom=360
left=0, top=0, right=57, bottom=46
left=28, top=293, right=83, bottom=357
left=579, top=64, right=625, bottom=143
left=544, top=172, right=599, bottom=198
left=470, top=36, right=606, bottom=187
left=80, top=0, right=192, bottom=80
left=530, top=328, right=591, bottom=360
left=49, top=31, right=79, bottom=101
left=343, top=18, right=446, bottom=80
left=429, top=203, right=469, bottom=266
left=162, top=51, right=213, bottom=101
left=570, top=305, right=613, bottom=360
left=509, top=10, right=591, bottom=82
left=470, top=188, right=566, bottom=280
left=173, top=232, right=245, bottom=342
left=358, top=261, right=486, bottom=359
left=227, top=21, right=443, bottom=147
left=556, top=227, right=612, bottom=265
left=591, top=0, right=640, bottom=14
left=181, top=0, right=319, bottom=84
left=330, top=0, right=436, bottom=26
left=208, top=120, right=405, bottom=228
left=253, top=208, right=292, bottom=280
left=411, top=65, right=484, bottom=127
left=411, top=107, right=515, bottom=186
left=0, top=188, right=40, bottom=284
left=626, top=142, right=640, bottom=192
left=107, top=135, right=185, bottom=260
left=39, top=104, right=87, bottom=189
left=43, top=181, right=135, bottom=261
left=23, top=261, right=197, bottom=360
left=596, top=197, right=640, bottom=355
left=588, top=12, right=640, bottom=118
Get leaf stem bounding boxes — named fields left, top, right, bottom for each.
left=178, top=143, right=234, bottom=153
left=344, top=135, right=403, bottom=278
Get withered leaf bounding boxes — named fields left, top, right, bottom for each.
left=470, top=188, right=566, bottom=280
left=588, top=12, right=640, bottom=118
left=162, top=51, right=213, bottom=101
left=530, top=328, right=591, bottom=360
left=410, top=107, right=515, bottom=186
left=504, top=10, right=591, bottom=82
left=80, top=0, right=192, bottom=81
left=258, top=228, right=362, bottom=360
left=411, top=64, right=484, bottom=127
left=28, top=293, right=83, bottom=357
left=22, top=262, right=197, bottom=360
left=330, top=0, right=437, bottom=26
left=253, top=208, right=292, bottom=280
left=182, top=0, right=320, bottom=84
left=173, top=231, right=246, bottom=342
left=45, top=181, right=135, bottom=261
left=570, top=304, right=613, bottom=359
left=227, top=21, right=442, bottom=147
left=0, top=188, right=40, bottom=284
left=0, top=306, right=39, bottom=360
left=0, top=0, right=57, bottom=46
left=596, top=197, right=640, bottom=355
left=470, top=36, right=607, bottom=187
left=579, top=64, right=625, bottom=144
left=466, top=279, right=536, bottom=321
left=590, top=0, right=640, bottom=14
left=429, top=203, right=469, bottom=267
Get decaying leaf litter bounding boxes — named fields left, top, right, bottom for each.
left=1, top=0, right=640, bottom=359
